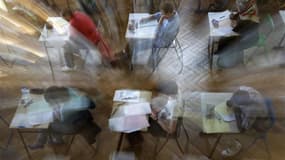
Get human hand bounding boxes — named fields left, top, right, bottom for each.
left=158, top=15, right=167, bottom=25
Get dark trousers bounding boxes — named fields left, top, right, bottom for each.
left=217, top=31, right=259, bottom=68
left=34, top=120, right=101, bottom=145
left=63, top=37, right=90, bottom=68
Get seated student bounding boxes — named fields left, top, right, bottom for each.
left=140, top=2, right=180, bottom=48
left=220, top=86, right=269, bottom=157
left=226, top=86, right=269, bottom=132
left=28, top=86, right=101, bottom=149
left=133, top=2, right=180, bottom=67
left=217, top=0, right=259, bottom=68
left=62, top=9, right=115, bottom=71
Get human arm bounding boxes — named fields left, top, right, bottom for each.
left=140, top=12, right=161, bottom=24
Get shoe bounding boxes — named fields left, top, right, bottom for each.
left=221, top=139, right=242, bottom=157
left=61, top=66, right=75, bottom=72
left=28, top=143, right=44, bottom=150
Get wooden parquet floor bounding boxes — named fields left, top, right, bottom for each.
left=1, top=0, right=285, bottom=160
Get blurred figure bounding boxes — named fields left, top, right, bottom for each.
left=227, top=86, right=268, bottom=132
left=62, top=9, right=115, bottom=71
left=217, top=0, right=259, bottom=68
left=221, top=86, right=269, bottom=157
left=28, top=86, right=101, bottom=149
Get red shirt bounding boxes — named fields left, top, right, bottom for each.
left=70, top=11, right=101, bottom=44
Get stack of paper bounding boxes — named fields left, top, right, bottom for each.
left=109, top=115, right=149, bottom=133
left=109, top=90, right=152, bottom=133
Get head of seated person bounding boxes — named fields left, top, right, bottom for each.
left=159, top=2, right=175, bottom=19
left=44, top=86, right=70, bottom=105
left=226, top=90, right=252, bottom=108
left=62, top=8, right=73, bottom=21
left=156, top=80, right=178, bottom=96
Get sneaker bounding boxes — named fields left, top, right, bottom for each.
left=221, top=139, right=242, bottom=157
left=61, top=66, right=75, bottom=72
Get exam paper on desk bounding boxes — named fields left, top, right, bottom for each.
left=113, top=90, right=151, bottom=103
left=112, top=102, right=151, bottom=117
left=27, top=100, right=54, bottom=125
left=109, top=115, right=149, bottom=133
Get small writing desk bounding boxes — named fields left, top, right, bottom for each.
left=125, top=13, right=158, bottom=68
left=10, top=93, right=51, bottom=160
left=208, top=10, right=239, bottom=70
left=39, top=24, right=69, bottom=82
left=185, top=92, right=239, bottom=159
left=109, top=89, right=152, bottom=152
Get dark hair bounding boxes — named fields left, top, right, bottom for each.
left=44, top=86, right=70, bottom=104
left=230, top=13, right=239, bottom=21
left=160, top=2, right=174, bottom=14
left=227, top=90, right=251, bottom=107
left=62, top=8, right=73, bottom=17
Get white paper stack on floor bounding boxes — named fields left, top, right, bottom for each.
left=109, top=90, right=152, bottom=133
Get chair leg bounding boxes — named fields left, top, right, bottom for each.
left=153, top=137, right=160, bottom=158
left=174, top=46, right=183, bottom=74
left=263, top=137, right=271, bottom=160
left=155, top=135, right=170, bottom=155
left=65, top=135, right=76, bottom=155
left=175, top=137, right=185, bottom=154
left=182, top=123, right=190, bottom=151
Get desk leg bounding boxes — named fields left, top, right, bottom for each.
left=208, top=37, right=214, bottom=70
left=275, top=32, right=285, bottom=49
left=116, top=133, right=124, bottom=152
left=196, top=0, right=201, bottom=12
left=209, top=134, right=222, bottom=158
left=0, top=115, right=9, bottom=126
left=17, top=130, right=32, bottom=160
left=43, top=42, right=55, bottom=82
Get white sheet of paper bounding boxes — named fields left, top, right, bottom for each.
left=208, top=10, right=239, bottom=37
left=123, top=102, right=151, bottom=116
left=10, top=113, right=31, bottom=128
left=28, top=111, right=53, bottom=126
left=109, top=115, right=149, bottom=133
left=27, top=100, right=54, bottom=125
left=113, top=90, right=148, bottom=103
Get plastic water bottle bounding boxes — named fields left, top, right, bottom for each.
left=21, top=87, right=30, bottom=105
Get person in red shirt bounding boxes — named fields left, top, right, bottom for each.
left=62, top=9, right=114, bottom=70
